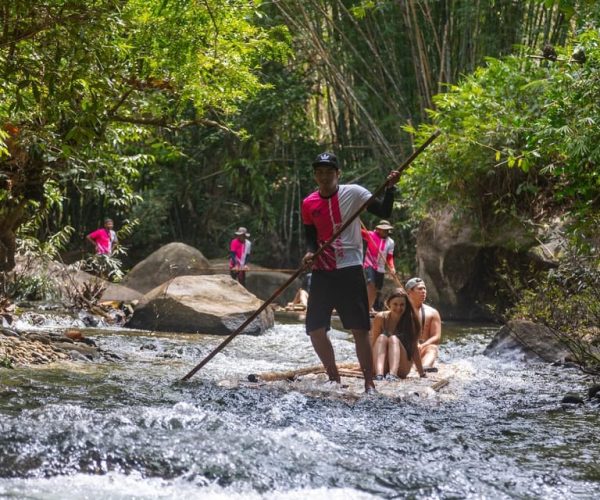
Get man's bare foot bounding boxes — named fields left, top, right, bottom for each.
left=365, top=380, right=377, bottom=394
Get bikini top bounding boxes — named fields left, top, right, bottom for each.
left=380, top=312, right=395, bottom=337
left=381, top=312, right=408, bottom=339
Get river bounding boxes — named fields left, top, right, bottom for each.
left=0, top=319, right=598, bottom=499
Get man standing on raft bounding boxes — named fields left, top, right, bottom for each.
left=301, top=152, right=400, bottom=393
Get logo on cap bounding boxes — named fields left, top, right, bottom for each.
left=312, top=151, right=338, bottom=168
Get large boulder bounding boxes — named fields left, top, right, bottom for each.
left=483, top=319, right=571, bottom=362
left=101, top=282, right=143, bottom=302
left=121, top=242, right=211, bottom=293
left=126, top=274, right=274, bottom=335
left=208, top=260, right=300, bottom=306
left=415, top=209, right=561, bottom=320
left=63, top=269, right=142, bottom=302
left=245, top=271, right=300, bottom=305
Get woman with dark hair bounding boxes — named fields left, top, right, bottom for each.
left=370, top=289, right=426, bottom=380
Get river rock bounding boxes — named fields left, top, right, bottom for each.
left=483, top=319, right=571, bottom=362
left=0, top=326, right=19, bottom=337
left=101, top=282, right=143, bottom=302
left=209, top=260, right=300, bottom=306
left=49, top=267, right=141, bottom=304
left=55, top=342, right=101, bottom=361
left=121, top=242, right=211, bottom=293
left=414, top=209, right=562, bottom=320
left=561, top=393, right=584, bottom=405
left=245, top=271, right=300, bottom=305
left=126, top=275, right=274, bottom=335
left=588, top=384, right=600, bottom=400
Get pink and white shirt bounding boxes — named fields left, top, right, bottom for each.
left=301, top=184, right=371, bottom=271
left=87, top=228, right=117, bottom=255
left=229, top=238, right=251, bottom=268
left=362, top=229, right=395, bottom=273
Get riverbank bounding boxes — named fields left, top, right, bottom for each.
left=0, top=326, right=119, bottom=367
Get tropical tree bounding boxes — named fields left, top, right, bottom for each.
left=401, top=27, right=600, bottom=245
left=0, top=0, right=286, bottom=271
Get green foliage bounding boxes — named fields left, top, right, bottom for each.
left=1, top=0, right=288, bottom=266
left=18, top=225, right=75, bottom=262
left=129, top=50, right=319, bottom=264
left=0, top=357, right=14, bottom=369
left=401, top=28, right=600, bottom=244
left=4, top=273, right=58, bottom=302
left=3, top=0, right=599, bottom=274
left=77, top=254, right=124, bottom=282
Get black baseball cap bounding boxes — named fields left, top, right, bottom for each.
left=312, top=152, right=339, bottom=169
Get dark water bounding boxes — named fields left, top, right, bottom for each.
left=0, top=319, right=598, bottom=499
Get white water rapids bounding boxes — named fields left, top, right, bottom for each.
left=0, top=320, right=598, bottom=499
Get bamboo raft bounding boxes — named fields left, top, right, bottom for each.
left=218, top=362, right=452, bottom=402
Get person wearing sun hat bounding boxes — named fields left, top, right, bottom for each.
left=300, top=151, right=401, bottom=393
left=229, top=226, right=252, bottom=287
left=361, top=219, right=396, bottom=313
left=405, top=277, right=442, bottom=371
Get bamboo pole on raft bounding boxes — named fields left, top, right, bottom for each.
left=180, top=129, right=441, bottom=382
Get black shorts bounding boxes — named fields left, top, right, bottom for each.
left=365, top=267, right=384, bottom=290
left=305, top=265, right=370, bottom=334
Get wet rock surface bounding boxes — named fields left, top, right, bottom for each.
left=0, top=327, right=118, bottom=367
left=483, top=319, right=571, bottom=362
left=126, top=274, right=274, bottom=335
left=414, top=209, right=562, bottom=321
left=121, top=242, right=212, bottom=294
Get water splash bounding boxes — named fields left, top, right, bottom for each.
left=0, top=321, right=598, bottom=498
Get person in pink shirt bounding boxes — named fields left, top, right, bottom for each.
left=229, top=226, right=251, bottom=286
left=301, top=151, right=400, bottom=393
left=86, top=218, right=118, bottom=255
left=362, top=219, right=396, bottom=313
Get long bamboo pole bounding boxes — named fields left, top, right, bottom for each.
left=180, top=129, right=441, bottom=381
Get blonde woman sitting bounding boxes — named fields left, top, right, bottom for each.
left=371, top=289, right=426, bottom=381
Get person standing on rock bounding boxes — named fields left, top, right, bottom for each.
left=229, top=227, right=251, bottom=287
left=86, top=218, right=118, bottom=255
left=362, top=219, right=396, bottom=313
left=301, top=151, right=400, bottom=393
left=405, top=277, right=442, bottom=371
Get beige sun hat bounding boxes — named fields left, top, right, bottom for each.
left=375, top=220, right=393, bottom=231
left=234, top=226, right=250, bottom=237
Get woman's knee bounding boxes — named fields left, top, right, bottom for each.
left=397, top=364, right=412, bottom=378
left=375, top=335, right=388, bottom=348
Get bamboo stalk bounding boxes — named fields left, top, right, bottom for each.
left=248, top=362, right=360, bottom=382
left=431, top=378, right=449, bottom=392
